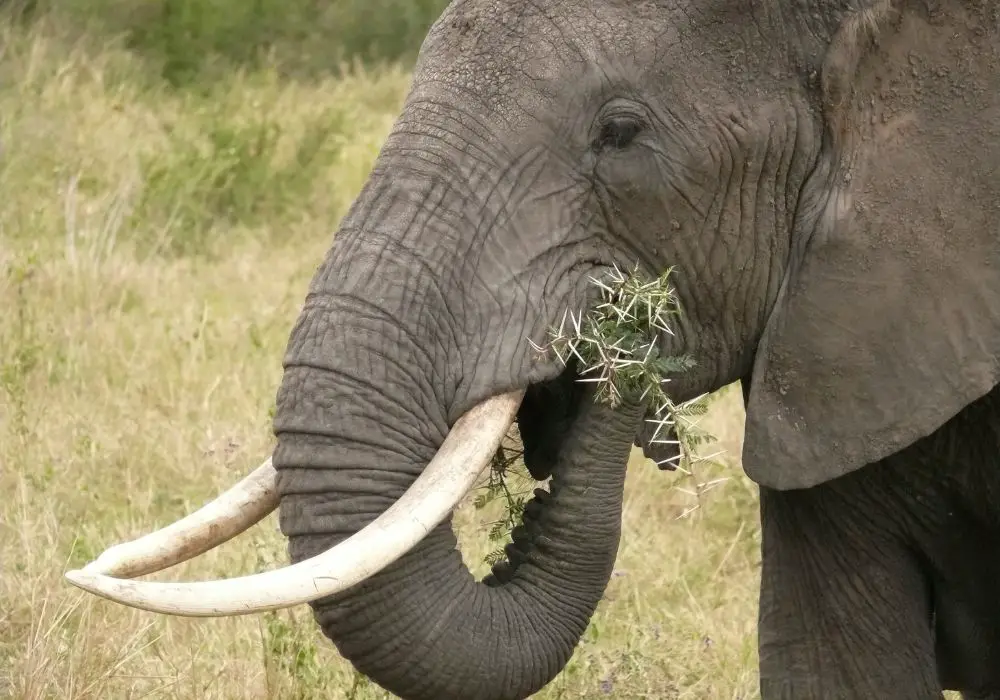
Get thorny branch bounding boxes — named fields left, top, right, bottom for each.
left=475, top=265, right=724, bottom=564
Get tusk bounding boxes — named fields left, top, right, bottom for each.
left=65, top=390, right=524, bottom=617
left=81, top=458, right=279, bottom=579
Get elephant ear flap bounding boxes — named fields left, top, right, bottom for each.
left=743, top=1, right=1000, bottom=490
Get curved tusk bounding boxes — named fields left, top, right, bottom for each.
left=65, top=390, right=524, bottom=617
left=81, top=458, right=279, bottom=579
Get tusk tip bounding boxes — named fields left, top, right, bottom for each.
left=80, top=555, right=113, bottom=575
left=65, top=569, right=116, bottom=599
left=74, top=544, right=132, bottom=577
left=61, top=395, right=524, bottom=617
left=65, top=569, right=96, bottom=590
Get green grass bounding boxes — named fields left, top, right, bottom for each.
left=6, top=0, right=450, bottom=87
left=1, top=12, right=951, bottom=700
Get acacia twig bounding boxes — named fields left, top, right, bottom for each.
left=476, top=264, right=720, bottom=561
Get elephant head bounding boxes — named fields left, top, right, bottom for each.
left=67, top=1, right=1000, bottom=698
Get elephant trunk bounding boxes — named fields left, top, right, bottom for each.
left=64, top=132, right=645, bottom=697
left=273, top=265, right=641, bottom=699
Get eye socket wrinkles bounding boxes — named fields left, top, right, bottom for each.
left=592, top=98, right=649, bottom=153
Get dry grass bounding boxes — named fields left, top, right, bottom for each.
left=0, top=17, right=768, bottom=700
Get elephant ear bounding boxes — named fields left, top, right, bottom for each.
left=743, top=0, right=1000, bottom=490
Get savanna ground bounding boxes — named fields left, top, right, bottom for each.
left=1, top=6, right=944, bottom=699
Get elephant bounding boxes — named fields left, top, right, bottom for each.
left=65, top=0, right=1000, bottom=698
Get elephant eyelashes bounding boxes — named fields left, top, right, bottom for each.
left=594, top=116, right=643, bottom=151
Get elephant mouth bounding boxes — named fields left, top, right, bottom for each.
left=62, top=361, right=598, bottom=616
left=518, top=360, right=591, bottom=481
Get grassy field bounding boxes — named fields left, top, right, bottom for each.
left=0, top=16, right=765, bottom=700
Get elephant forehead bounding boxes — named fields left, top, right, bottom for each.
left=415, top=1, right=677, bottom=114
left=413, top=0, right=778, bottom=126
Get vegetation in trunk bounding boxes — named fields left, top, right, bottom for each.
left=478, top=266, right=720, bottom=563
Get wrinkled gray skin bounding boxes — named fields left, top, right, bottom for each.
left=270, top=1, right=1000, bottom=698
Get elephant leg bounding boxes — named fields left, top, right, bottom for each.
left=756, top=482, right=942, bottom=700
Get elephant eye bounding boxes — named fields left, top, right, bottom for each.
left=594, top=116, right=643, bottom=151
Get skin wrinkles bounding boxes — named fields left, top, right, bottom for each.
left=388, top=93, right=513, bottom=161
left=135, top=3, right=993, bottom=700
left=325, top=230, right=455, bottom=353
left=505, top=168, right=595, bottom=256
left=762, top=106, right=805, bottom=329
left=589, top=183, right=660, bottom=278
left=470, top=147, right=550, bottom=263
left=287, top=334, right=443, bottom=451
left=268, top=2, right=853, bottom=698
left=344, top=146, right=516, bottom=359
left=470, top=209, right=597, bottom=343
left=458, top=150, right=551, bottom=310
left=405, top=97, right=502, bottom=150
left=642, top=129, right=736, bottom=388
left=321, top=229, right=454, bottom=343
left=587, top=93, right=743, bottom=393
left=690, top=103, right=803, bottom=389
left=759, top=391, right=1000, bottom=696
left=292, top=285, right=453, bottom=425
left=734, top=133, right=766, bottom=340
left=709, top=116, right=750, bottom=320
left=372, top=133, right=587, bottom=409
left=417, top=79, right=519, bottom=134
left=374, top=146, right=476, bottom=201
left=471, top=256, right=600, bottom=396
left=371, top=154, right=486, bottom=246
left=387, top=126, right=495, bottom=175
left=393, top=102, right=504, bottom=173
left=393, top=179, right=454, bottom=253
left=275, top=406, right=436, bottom=493
left=522, top=0, right=579, bottom=66
left=758, top=109, right=801, bottom=323
left=492, top=9, right=797, bottom=399
left=474, top=215, right=598, bottom=325
left=737, top=120, right=774, bottom=343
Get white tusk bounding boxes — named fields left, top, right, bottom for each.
left=65, top=390, right=524, bottom=617
left=81, top=458, right=279, bottom=579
